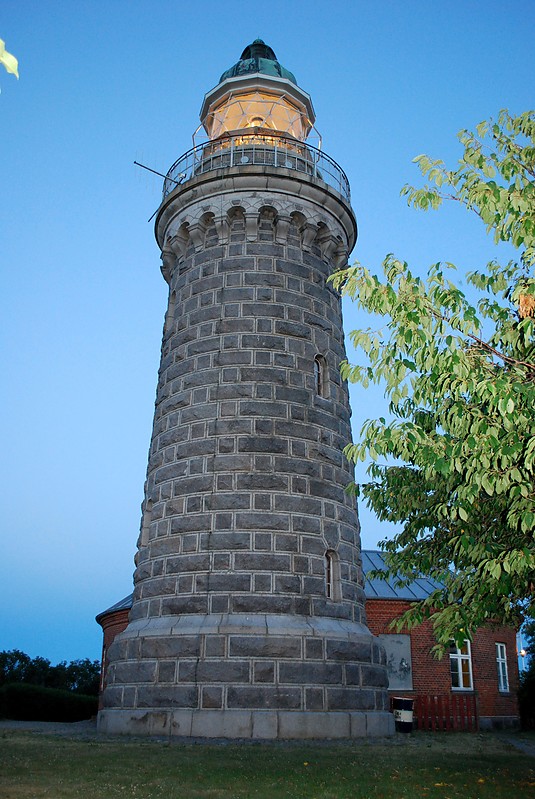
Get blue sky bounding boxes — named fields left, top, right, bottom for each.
left=1, top=0, right=533, bottom=663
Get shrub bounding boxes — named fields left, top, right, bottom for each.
left=0, top=682, right=98, bottom=722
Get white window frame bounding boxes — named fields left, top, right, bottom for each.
left=496, top=642, right=509, bottom=692
left=449, top=640, right=473, bottom=690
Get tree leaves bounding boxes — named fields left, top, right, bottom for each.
left=332, top=110, right=535, bottom=646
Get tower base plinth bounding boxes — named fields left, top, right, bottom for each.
left=98, top=707, right=394, bottom=739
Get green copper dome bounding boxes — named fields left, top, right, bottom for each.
left=219, top=39, right=297, bottom=85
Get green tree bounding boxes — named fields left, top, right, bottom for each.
left=0, top=39, right=18, bottom=79
left=332, top=110, right=535, bottom=651
left=0, top=651, right=100, bottom=696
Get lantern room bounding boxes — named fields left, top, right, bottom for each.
left=199, top=39, right=315, bottom=142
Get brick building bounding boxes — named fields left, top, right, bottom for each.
left=362, top=551, right=520, bottom=730
left=97, top=549, right=519, bottom=731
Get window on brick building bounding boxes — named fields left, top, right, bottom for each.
left=449, top=640, right=473, bottom=690
left=496, top=643, right=509, bottom=692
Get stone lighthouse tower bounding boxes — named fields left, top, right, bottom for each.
left=98, top=40, right=392, bottom=739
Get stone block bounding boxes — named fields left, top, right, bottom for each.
left=239, top=400, right=287, bottom=418
left=251, top=711, right=278, bottom=739
left=274, top=574, right=301, bottom=594
left=158, top=661, right=176, bottom=682
left=274, top=456, right=321, bottom=478
left=218, top=257, right=255, bottom=272
left=278, top=711, right=350, bottom=739
left=237, top=512, right=290, bottom=533
left=165, top=554, right=210, bottom=574
left=126, top=639, right=141, bottom=660
left=204, top=636, right=226, bottom=658
left=201, top=687, right=223, bottom=709
left=201, top=573, right=251, bottom=593
left=305, top=688, right=324, bottom=711
left=231, top=595, right=292, bottom=614
left=274, top=320, right=309, bottom=338
left=209, top=532, right=251, bottom=550
left=308, top=479, right=346, bottom=503
left=365, top=711, right=395, bottom=737
left=141, top=636, right=201, bottom=659
left=312, top=599, right=352, bottom=620
left=305, top=638, right=324, bottom=660
left=234, top=552, right=291, bottom=571
left=227, top=686, right=301, bottom=709
left=274, top=534, right=299, bottom=552
left=242, top=302, right=284, bottom=319
left=326, top=688, right=375, bottom=711
left=360, top=665, right=389, bottom=688
left=275, top=388, right=311, bottom=411
left=279, top=662, right=343, bottom=684
left=238, top=436, right=288, bottom=455
left=214, top=513, right=232, bottom=530
left=212, top=454, right=253, bottom=472
left=191, top=710, right=253, bottom=738
left=254, top=494, right=271, bottom=510
left=113, top=661, right=157, bottom=684
left=349, top=712, right=367, bottom=737
left=210, top=594, right=230, bottom=613
left=240, top=366, right=287, bottom=385
left=172, top=475, right=213, bottom=496
left=161, top=595, right=209, bottom=615
left=326, top=639, right=372, bottom=663
left=275, top=259, right=311, bottom=280
left=244, top=272, right=283, bottom=287
left=204, top=493, right=251, bottom=510
left=229, top=635, right=301, bottom=659
left=179, top=659, right=250, bottom=683
left=237, top=474, right=288, bottom=491
left=178, top=574, right=194, bottom=593
left=303, top=576, right=326, bottom=595
left=294, top=597, right=312, bottom=615
left=274, top=494, right=322, bottom=514
left=141, top=577, right=176, bottom=599
left=101, top=686, right=124, bottom=708
left=215, top=318, right=255, bottom=334
left=137, top=686, right=199, bottom=708
left=253, top=661, right=275, bottom=682
left=253, top=574, right=272, bottom=592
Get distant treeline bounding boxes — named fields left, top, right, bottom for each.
left=0, top=649, right=100, bottom=697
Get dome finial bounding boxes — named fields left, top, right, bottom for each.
left=219, top=40, right=297, bottom=85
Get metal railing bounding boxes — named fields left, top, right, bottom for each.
left=162, top=133, right=350, bottom=202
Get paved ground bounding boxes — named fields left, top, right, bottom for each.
left=1, top=719, right=534, bottom=755
left=0, top=719, right=98, bottom=737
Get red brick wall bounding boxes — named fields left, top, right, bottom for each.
left=366, top=598, right=519, bottom=722
left=97, top=609, right=129, bottom=703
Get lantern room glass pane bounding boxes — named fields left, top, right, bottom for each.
left=207, top=92, right=307, bottom=140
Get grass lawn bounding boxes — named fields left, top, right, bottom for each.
left=0, top=728, right=533, bottom=799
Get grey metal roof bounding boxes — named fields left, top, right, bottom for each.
left=361, top=550, right=444, bottom=601
left=95, top=594, right=133, bottom=623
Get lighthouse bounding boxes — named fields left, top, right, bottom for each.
left=98, top=40, right=392, bottom=739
